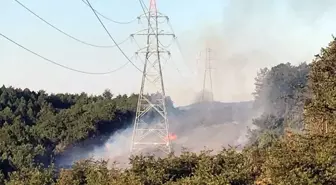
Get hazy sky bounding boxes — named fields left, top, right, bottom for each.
left=1, top=0, right=336, bottom=106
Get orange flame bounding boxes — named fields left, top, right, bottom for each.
left=165, top=133, right=177, bottom=141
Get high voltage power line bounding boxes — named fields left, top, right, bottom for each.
left=2, top=0, right=144, bottom=75
left=81, top=0, right=140, bottom=24
left=0, top=32, right=131, bottom=75
left=83, top=0, right=143, bottom=73
left=3, top=0, right=190, bottom=79
left=13, top=0, right=130, bottom=48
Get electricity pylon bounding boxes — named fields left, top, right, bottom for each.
left=197, top=48, right=215, bottom=125
left=130, top=0, right=175, bottom=155
left=200, top=48, right=215, bottom=102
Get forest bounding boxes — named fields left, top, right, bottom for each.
left=0, top=37, right=335, bottom=184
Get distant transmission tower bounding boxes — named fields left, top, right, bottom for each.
left=130, top=0, right=175, bottom=155
left=198, top=48, right=215, bottom=125
left=200, top=48, right=215, bottom=102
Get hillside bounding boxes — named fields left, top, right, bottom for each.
left=55, top=100, right=254, bottom=168
left=178, top=100, right=254, bottom=124
left=0, top=37, right=335, bottom=184
left=53, top=37, right=336, bottom=185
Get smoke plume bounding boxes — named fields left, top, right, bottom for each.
left=56, top=0, right=336, bottom=168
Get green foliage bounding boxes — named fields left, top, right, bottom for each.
left=53, top=135, right=336, bottom=184
left=1, top=37, right=336, bottom=184
left=5, top=166, right=54, bottom=185
left=259, top=133, right=336, bottom=184
left=0, top=86, right=139, bottom=182
left=304, top=37, right=336, bottom=134
left=55, top=149, right=259, bottom=184
left=249, top=62, right=310, bottom=146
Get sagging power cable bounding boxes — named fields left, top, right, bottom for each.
left=0, top=32, right=130, bottom=75
left=83, top=0, right=143, bottom=73
left=13, top=0, right=130, bottom=48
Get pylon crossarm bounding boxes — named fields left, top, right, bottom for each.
left=133, top=33, right=175, bottom=37
left=130, top=28, right=150, bottom=37
left=138, top=14, right=167, bottom=20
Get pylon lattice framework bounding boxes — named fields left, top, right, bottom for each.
left=198, top=48, right=216, bottom=126
left=130, top=0, right=175, bottom=155
left=200, top=48, right=215, bottom=102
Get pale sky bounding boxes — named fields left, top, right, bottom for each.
left=1, top=0, right=336, bottom=106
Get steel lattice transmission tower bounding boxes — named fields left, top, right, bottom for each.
left=130, top=0, right=175, bottom=155
left=200, top=48, right=215, bottom=102
left=198, top=48, right=215, bottom=125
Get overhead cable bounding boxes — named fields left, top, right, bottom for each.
left=166, top=21, right=197, bottom=76
left=81, top=0, right=139, bottom=24
left=0, top=32, right=130, bottom=75
left=83, top=0, right=143, bottom=73
left=13, top=0, right=130, bottom=48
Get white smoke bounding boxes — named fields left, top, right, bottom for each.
left=56, top=0, right=336, bottom=168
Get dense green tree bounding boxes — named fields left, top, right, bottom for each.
left=0, top=87, right=142, bottom=182
left=249, top=62, right=310, bottom=146
left=304, top=37, right=336, bottom=135
left=259, top=133, right=336, bottom=184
